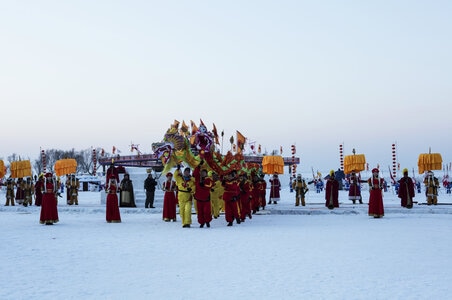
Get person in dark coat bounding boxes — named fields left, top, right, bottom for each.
left=119, top=173, right=136, bottom=207
left=144, top=173, right=157, bottom=208
left=398, top=168, right=415, bottom=208
left=325, top=170, right=339, bottom=209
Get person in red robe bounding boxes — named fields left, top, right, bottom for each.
left=325, top=170, right=339, bottom=209
left=368, top=168, right=385, bottom=218
left=398, top=168, right=415, bottom=208
left=239, top=173, right=253, bottom=222
left=162, top=172, right=177, bottom=222
left=222, top=170, right=241, bottom=226
left=193, top=161, right=214, bottom=228
left=348, top=172, right=365, bottom=204
left=34, top=174, right=44, bottom=206
left=268, top=174, right=281, bottom=204
left=251, top=174, right=261, bottom=214
left=39, top=172, right=59, bottom=225
left=105, top=177, right=121, bottom=223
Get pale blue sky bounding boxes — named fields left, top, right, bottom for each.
left=1, top=0, right=451, bottom=174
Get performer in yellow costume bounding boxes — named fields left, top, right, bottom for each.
left=210, top=171, right=224, bottom=219
left=66, top=174, right=80, bottom=205
left=174, top=165, right=196, bottom=228
left=4, top=178, right=15, bottom=206
left=424, top=171, right=439, bottom=205
left=23, top=177, right=35, bottom=207
left=292, top=174, right=308, bottom=206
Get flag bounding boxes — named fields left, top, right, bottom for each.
left=190, top=120, right=198, bottom=135
left=249, top=142, right=256, bottom=153
left=212, top=123, right=220, bottom=145
left=181, top=121, right=189, bottom=134
left=236, top=131, right=246, bottom=153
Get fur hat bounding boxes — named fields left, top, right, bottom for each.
left=372, top=168, right=379, bottom=173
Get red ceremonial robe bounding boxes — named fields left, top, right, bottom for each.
left=398, top=176, right=415, bottom=208
left=325, top=178, right=339, bottom=209
left=106, top=183, right=121, bottom=223
left=39, top=181, right=59, bottom=224
left=368, top=177, right=385, bottom=217
left=162, top=180, right=177, bottom=221
left=193, top=166, right=213, bottom=226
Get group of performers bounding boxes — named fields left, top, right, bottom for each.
left=161, top=161, right=268, bottom=227
left=3, top=176, right=40, bottom=207
left=1, top=164, right=444, bottom=226
left=103, top=161, right=269, bottom=228
left=315, top=167, right=441, bottom=218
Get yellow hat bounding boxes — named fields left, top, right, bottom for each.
left=329, top=170, right=334, bottom=176
left=402, top=168, right=408, bottom=174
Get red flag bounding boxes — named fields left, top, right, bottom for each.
left=212, top=123, right=220, bottom=145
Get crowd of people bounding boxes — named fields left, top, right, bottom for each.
left=0, top=165, right=445, bottom=226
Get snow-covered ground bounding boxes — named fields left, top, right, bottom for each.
left=1, top=183, right=452, bottom=300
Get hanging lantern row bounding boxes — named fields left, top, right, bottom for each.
left=291, top=144, right=296, bottom=177
left=339, top=144, right=344, bottom=170
left=392, top=143, right=397, bottom=179
left=41, top=149, right=46, bottom=173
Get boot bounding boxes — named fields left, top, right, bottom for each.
left=227, top=222, right=233, bottom=226
left=200, top=223, right=204, bottom=228
left=206, top=222, right=210, bottom=228
left=236, top=218, right=241, bottom=224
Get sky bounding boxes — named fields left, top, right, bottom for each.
left=1, top=185, right=452, bottom=299
left=1, top=0, right=451, bottom=173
